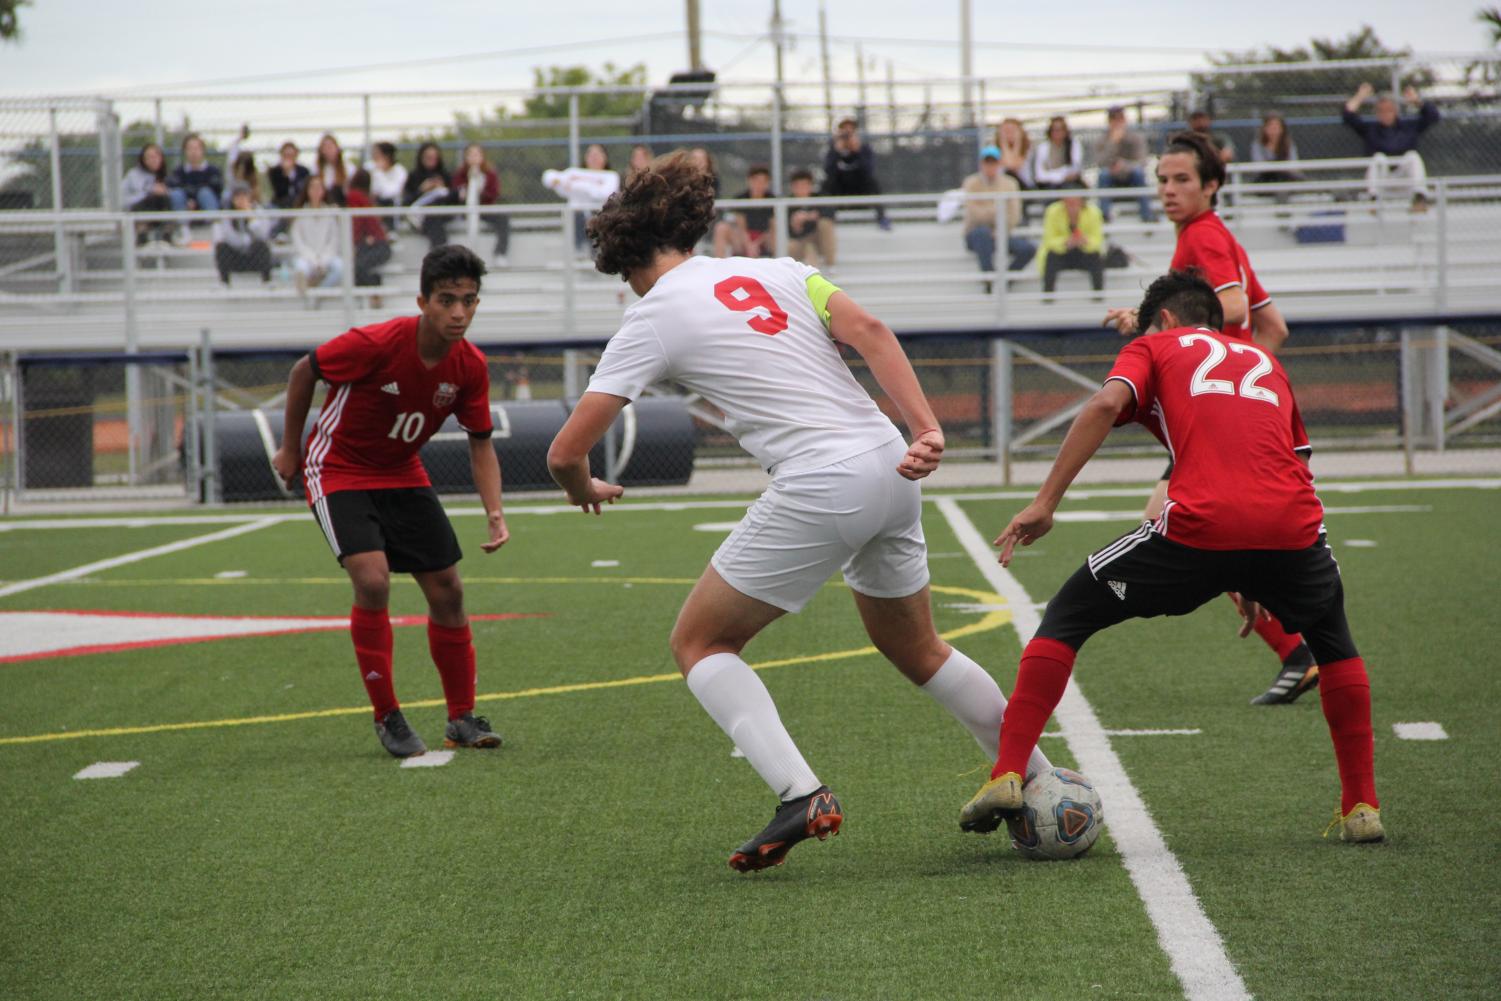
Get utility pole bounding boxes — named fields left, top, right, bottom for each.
left=886, top=59, right=897, bottom=137
left=959, top=0, right=975, bottom=127
left=819, top=2, right=834, bottom=133
left=771, top=0, right=786, bottom=90
left=686, top=0, right=703, bottom=70
left=855, top=42, right=867, bottom=125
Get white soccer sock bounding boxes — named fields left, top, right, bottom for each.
left=922, top=647, right=1053, bottom=781
left=685, top=652, right=822, bottom=801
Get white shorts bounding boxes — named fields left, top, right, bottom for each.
left=711, top=437, right=929, bottom=613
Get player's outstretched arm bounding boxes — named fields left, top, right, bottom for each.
left=547, top=391, right=629, bottom=515
left=468, top=435, right=508, bottom=552
left=272, top=355, right=316, bottom=489
left=1251, top=300, right=1289, bottom=353
left=825, top=291, right=944, bottom=480
left=994, top=380, right=1133, bottom=565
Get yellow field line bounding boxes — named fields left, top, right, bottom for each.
left=0, top=584, right=1010, bottom=747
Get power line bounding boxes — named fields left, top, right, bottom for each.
left=706, top=28, right=1219, bottom=56
left=92, top=32, right=689, bottom=96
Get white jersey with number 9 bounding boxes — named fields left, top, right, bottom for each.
left=585, top=256, right=902, bottom=475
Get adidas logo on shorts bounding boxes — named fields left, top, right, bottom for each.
left=381, top=382, right=400, bottom=395
left=1106, top=580, right=1128, bottom=601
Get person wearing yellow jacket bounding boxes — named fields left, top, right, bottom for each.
left=1038, top=183, right=1106, bottom=299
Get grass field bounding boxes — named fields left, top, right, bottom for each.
left=2, top=480, right=1499, bottom=1000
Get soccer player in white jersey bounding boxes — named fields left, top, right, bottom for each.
left=547, top=151, right=1053, bottom=872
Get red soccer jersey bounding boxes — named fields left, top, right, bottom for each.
left=1106, top=326, right=1322, bottom=551
left=303, top=316, right=492, bottom=502
left=1170, top=210, right=1271, bottom=341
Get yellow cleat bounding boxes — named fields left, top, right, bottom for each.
left=1324, top=802, right=1385, bottom=843
left=960, top=771, right=1024, bottom=834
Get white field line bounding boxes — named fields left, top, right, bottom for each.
left=74, top=761, right=140, bottom=780
left=935, top=497, right=1251, bottom=1001
left=0, top=518, right=283, bottom=600
left=400, top=751, right=455, bottom=768
left=1392, top=722, right=1449, bottom=741
left=0, top=477, right=1494, bottom=533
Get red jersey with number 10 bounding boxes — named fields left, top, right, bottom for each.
left=1106, top=326, right=1322, bottom=551
left=1170, top=210, right=1271, bottom=341
left=304, top=316, right=492, bottom=502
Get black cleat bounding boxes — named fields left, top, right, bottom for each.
left=444, top=712, right=503, bottom=749
left=1252, top=645, right=1320, bottom=705
left=375, top=708, right=427, bottom=758
left=728, top=786, right=843, bottom=873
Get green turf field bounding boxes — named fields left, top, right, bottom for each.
left=2, top=482, right=1498, bottom=1000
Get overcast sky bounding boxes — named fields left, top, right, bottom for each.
left=2, top=0, right=1489, bottom=98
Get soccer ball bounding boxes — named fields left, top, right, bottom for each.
left=1006, top=767, right=1104, bottom=861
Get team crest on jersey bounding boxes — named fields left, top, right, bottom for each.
left=433, top=382, right=457, bottom=408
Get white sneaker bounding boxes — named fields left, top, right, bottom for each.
left=492, top=253, right=509, bottom=267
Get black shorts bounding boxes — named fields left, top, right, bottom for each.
left=1036, top=526, right=1357, bottom=665
left=315, top=486, right=462, bottom=574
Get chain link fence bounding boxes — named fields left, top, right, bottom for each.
left=4, top=321, right=1498, bottom=508
left=4, top=55, right=1498, bottom=215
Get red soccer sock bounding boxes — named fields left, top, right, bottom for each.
left=1229, top=593, right=1306, bottom=661
left=428, top=621, right=476, bottom=721
left=350, top=605, right=397, bottom=720
left=1317, top=657, right=1378, bottom=813
left=993, top=637, right=1077, bottom=780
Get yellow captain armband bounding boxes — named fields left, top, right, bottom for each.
left=805, top=273, right=843, bottom=330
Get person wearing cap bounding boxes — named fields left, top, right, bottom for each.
left=211, top=183, right=274, bottom=287
left=962, top=145, right=1035, bottom=291
left=1094, top=106, right=1155, bottom=223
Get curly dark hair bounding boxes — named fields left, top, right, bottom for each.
left=1161, top=129, right=1226, bottom=207
left=1136, top=269, right=1222, bottom=333
left=587, top=150, right=717, bottom=279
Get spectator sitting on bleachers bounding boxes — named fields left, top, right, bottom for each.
left=961, top=144, right=1035, bottom=292
left=823, top=117, right=889, bottom=230
left=994, top=118, right=1033, bottom=190
left=785, top=168, right=836, bottom=269
left=268, top=141, right=309, bottom=210
left=1342, top=82, right=1440, bottom=210
left=212, top=184, right=273, bottom=287
left=403, top=142, right=451, bottom=250
left=346, top=169, right=391, bottom=296
left=1187, top=110, right=1235, bottom=164
left=1028, top=116, right=1083, bottom=201
left=626, top=144, right=654, bottom=182
left=714, top=164, right=776, bottom=258
left=1037, top=182, right=1105, bottom=300
left=1248, top=112, right=1303, bottom=201
left=316, top=133, right=349, bottom=206
left=289, top=176, right=343, bottom=299
left=1094, top=106, right=1155, bottom=222
left=229, top=150, right=262, bottom=205
left=122, top=143, right=173, bottom=245
left=453, top=142, right=510, bottom=266
left=167, top=133, right=223, bottom=236
left=543, top=143, right=621, bottom=255
left=367, top=142, right=407, bottom=231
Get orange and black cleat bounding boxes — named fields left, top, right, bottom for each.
left=728, top=785, right=843, bottom=873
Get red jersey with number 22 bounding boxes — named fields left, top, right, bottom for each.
left=1170, top=210, right=1271, bottom=341
left=304, top=316, right=492, bottom=502
left=1106, top=326, right=1322, bottom=550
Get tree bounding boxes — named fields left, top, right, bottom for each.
left=1189, top=26, right=1434, bottom=120
left=1467, top=8, right=1501, bottom=87
left=1, top=0, right=29, bottom=42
